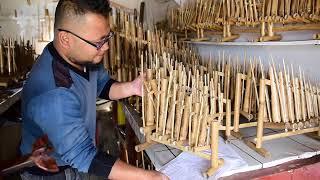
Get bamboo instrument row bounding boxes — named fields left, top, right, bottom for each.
left=167, top=0, right=320, bottom=41
left=105, top=8, right=226, bottom=176
left=104, top=7, right=319, bottom=174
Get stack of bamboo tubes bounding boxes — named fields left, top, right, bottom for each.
left=167, top=0, right=320, bottom=41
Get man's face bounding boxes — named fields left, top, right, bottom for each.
left=67, top=13, right=111, bottom=66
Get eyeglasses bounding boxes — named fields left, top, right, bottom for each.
left=58, top=28, right=114, bottom=50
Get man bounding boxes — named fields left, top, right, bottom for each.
left=20, top=0, right=169, bottom=179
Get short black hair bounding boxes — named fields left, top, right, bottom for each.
left=54, top=0, right=112, bottom=30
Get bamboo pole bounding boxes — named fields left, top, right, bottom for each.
left=283, top=61, right=295, bottom=123
left=0, top=44, right=3, bottom=74
left=256, top=79, right=266, bottom=148
left=269, top=65, right=281, bottom=123
left=180, top=95, right=192, bottom=141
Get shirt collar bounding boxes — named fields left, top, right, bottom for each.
left=48, top=42, right=89, bottom=80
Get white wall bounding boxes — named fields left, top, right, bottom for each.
left=0, top=0, right=57, bottom=41
left=191, top=31, right=320, bottom=79
left=0, top=0, right=178, bottom=40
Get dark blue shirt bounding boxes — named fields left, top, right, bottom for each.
left=20, top=42, right=115, bottom=173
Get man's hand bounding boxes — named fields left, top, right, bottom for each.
left=109, top=73, right=146, bottom=100
left=131, top=73, right=145, bottom=97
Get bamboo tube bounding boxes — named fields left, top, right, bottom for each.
left=224, top=63, right=231, bottom=99
left=240, top=0, right=245, bottom=18
left=174, top=86, right=185, bottom=140
left=240, top=58, right=247, bottom=110
left=244, top=0, right=249, bottom=23
left=210, top=78, right=217, bottom=115
left=269, top=66, right=281, bottom=123
left=167, top=83, right=178, bottom=135
left=306, top=79, right=315, bottom=118
left=191, top=102, right=201, bottom=146
left=180, top=95, right=192, bottom=141
left=249, top=0, right=254, bottom=23
left=233, top=73, right=242, bottom=132
left=195, top=95, right=204, bottom=147
left=198, top=86, right=209, bottom=146
left=214, top=71, right=219, bottom=98
left=256, top=79, right=266, bottom=148
left=155, top=72, right=161, bottom=135
left=188, top=94, right=193, bottom=147
left=0, top=44, right=3, bottom=74
left=162, top=70, right=174, bottom=136
left=146, top=89, right=155, bottom=126
left=141, top=54, right=146, bottom=128
left=159, top=78, right=168, bottom=132
left=6, top=39, right=12, bottom=75
left=146, top=69, right=154, bottom=126
left=293, top=77, right=302, bottom=122
left=271, top=59, right=288, bottom=123
left=283, top=61, right=295, bottom=123
left=250, top=59, right=260, bottom=110
left=243, top=66, right=252, bottom=113
left=226, top=99, right=232, bottom=138
left=299, top=68, right=307, bottom=121
left=278, top=71, right=289, bottom=122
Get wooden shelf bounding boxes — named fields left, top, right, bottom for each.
left=184, top=40, right=320, bottom=46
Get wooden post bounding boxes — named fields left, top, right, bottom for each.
left=226, top=99, right=232, bottom=139
left=205, top=120, right=220, bottom=176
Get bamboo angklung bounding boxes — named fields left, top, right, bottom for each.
left=165, top=0, right=320, bottom=42
left=109, top=7, right=320, bottom=174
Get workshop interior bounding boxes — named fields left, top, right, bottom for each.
left=0, top=0, right=320, bottom=179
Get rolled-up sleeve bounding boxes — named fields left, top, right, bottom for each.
left=97, top=65, right=117, bottom=100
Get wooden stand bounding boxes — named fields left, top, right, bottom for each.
left=233, top=72, right=256, bottom=139
left=246, top=78, right=320, bottom=158
left=259, top=22, right=282, bottom=42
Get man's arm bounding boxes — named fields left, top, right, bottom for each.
left=108, top=159, right=168, bottom=180
left=108, top=74, right=143, bottom=100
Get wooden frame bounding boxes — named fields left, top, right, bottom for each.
left=246, top=78, right=320, bottom=157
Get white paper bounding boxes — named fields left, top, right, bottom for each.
left=159, top=137, right=248, bottom=180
